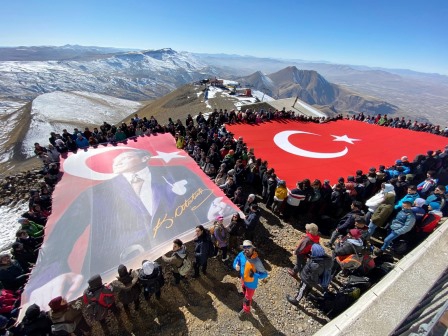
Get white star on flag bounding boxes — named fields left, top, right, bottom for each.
left=152, top=151, right=185, bottom=163
left=331, top=134, right=361, bottom=145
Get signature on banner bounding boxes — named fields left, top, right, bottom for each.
left=152, top=188, right=215, bottom=237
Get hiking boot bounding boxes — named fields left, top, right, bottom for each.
left=222, top=256, right=229, bottom=262
left=287, top=268, right=300, bottom=281
left=286, top=294, right=299, bottom=306
left=238, top=309, right=250, bottom=319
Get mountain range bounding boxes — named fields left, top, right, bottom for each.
left=1, top=45, right=447, bottom=173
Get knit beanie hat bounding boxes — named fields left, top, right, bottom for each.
left=88, top=274, right=103, bottom=290
left=349, top=228, right=362, bottom=239
left=48, top=296, right=66, bottom=312
left=429, top=202, right=441, bottom=210
left=414, top=198, right=426, bottom=207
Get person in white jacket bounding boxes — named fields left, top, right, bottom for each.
left=365, top=183, right=396, bottom=223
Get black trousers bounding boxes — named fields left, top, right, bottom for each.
left=194, top=256, right=207, bottom=275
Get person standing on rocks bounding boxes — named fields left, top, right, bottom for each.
left=162, top=239, right=189, bottom=285
left=243, top=204, right=261, bottom=242
left=287, top=223, right=321, bottom=281
left=233, top=240, right=268, bottom=319
left=193, top=225, right=213, bottom=278
left=286, top=244, right=333, bottom=306
left=111, top=264, right=141, bottom=314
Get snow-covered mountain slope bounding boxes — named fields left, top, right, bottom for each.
left=0, top=48, right=213, bottom=104
left=20, top=91, right=142, bottom=158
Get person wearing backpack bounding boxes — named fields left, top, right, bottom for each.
left=287, top=223, right=320, bottom=281
left=332, top=229, right=364, bottom=276
left=162, top=239, right=190, bottom=285
left=138, top=260, right=165, bottom=301
left=48, top=296, right=91, bottom=336
left=111, top=264, right=141, bottom=314
left=286, top=244, right=333, bottom=307
left=193, top=225, right=213, bottom=278
left=233, top=240, right=268, bottom=319
left=82, top=274, right=118, bottom=331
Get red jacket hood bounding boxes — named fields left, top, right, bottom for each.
left=307, top=233, right=320, bottom=243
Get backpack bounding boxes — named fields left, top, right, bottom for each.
left=392, top=240, right=408, bottom=255
left=359, top=254, right=376, bottom=275
left=309, top=287, right=360, bottom=318
left=336, top=254, right=362, bottom=271
left=178, top=257, right=192, bottom=276
left=51, top=322, right=75, bottom=335
left=85, top=300, right=108, bottom=322
left=417, top=213, right=441, bottom=233
left=335, top=244, right=362, bottom=271
left=206, top=238, right=215, bottom=258
left=83, top=285, right=114, bottom=322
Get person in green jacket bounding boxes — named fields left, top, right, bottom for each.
left=18, top=218, right=44, bottom=239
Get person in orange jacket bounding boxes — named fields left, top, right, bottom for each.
left=233, top=240, right=268, bottom=319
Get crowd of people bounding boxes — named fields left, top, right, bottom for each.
left=1, top=106, right=447, bottom=335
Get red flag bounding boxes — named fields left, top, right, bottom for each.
left=227, top=120, right=446, bottom=188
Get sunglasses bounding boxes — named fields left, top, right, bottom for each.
left=243, top=246, right=252, bottom=249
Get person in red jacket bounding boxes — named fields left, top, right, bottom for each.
left=287, top=223, right=320, bottom=281
left=0, top=287, right=20, bottom=318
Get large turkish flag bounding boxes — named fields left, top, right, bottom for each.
left=227, top=120, right=447, bottom=188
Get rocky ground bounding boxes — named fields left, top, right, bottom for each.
left=0, top=169, right=44, bottom=206
left=87, top=198, right=331, bottom=336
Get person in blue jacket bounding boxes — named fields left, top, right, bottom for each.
left=74, top=133, right=89, bottom=149
left=233, top=240, right=268, bottom=319
left=377, top=201, right=416, bottom=254
left=394, top=185, right=419, bottom=210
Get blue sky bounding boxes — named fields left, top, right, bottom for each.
left=1, top=0, right=447, bottom=74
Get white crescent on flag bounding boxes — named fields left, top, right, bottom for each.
left=274, top=130, right=349, bottom=159
left=63, top=146, right=124, bottom=180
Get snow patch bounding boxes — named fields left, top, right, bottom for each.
left=295, top=100, right=326, bottom=117
left=22, top=91, right=142, bottom=158
left=0, top=202, right=29, bottom=253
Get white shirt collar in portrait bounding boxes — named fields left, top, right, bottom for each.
left=123, top=167, right=153, bottom=216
